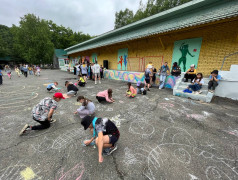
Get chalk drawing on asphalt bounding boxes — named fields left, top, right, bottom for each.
left=124, top=127, right=238, bottom=180
left=32, top=129, right=83, bottom=153
left=55, top=162, right=85, bottom=180
left=129, top=121, right=155, bottom=138
left=0, top=162, right=41, bottom=180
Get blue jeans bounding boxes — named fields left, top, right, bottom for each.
left=159, top=75, right=167, bottom=89
left=189, top=84, right=201, bottom=91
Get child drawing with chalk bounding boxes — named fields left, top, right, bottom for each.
left=74, top=96, right=96, bottom=118
left=126, top=82, right=137, bottom=98
left=64, top=81, right=79, bottom=98
left=136, top=81, right=146, bottom=95
left=19, top=92, right=65, bottom=135
left=96, top=89, right=115, bottom=103
left=81, top=115, right=120, bottom=163
left=47, top=82, right=60, bottom=92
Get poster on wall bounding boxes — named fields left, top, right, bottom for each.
left=92, top=53, right=97, bottom=63
left=171, top=37, right=202, bottom=72
left=117, top=48, right=128, bottom=70
left=59, top=59, right=65, bottom=66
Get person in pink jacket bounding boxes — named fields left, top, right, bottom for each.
left=126, top=82, right=137, bottom=98
left=96, top=89, right=115, bottom=103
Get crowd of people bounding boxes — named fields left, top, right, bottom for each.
left=143, top=61, right=221, bottom=94
left=0, top=64, right=41, bottom=85
left=1, top=60, right=221, bottom=163
left=73, top=61, right=104, bottom=85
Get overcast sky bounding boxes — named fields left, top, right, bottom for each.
left=0, top=0, right=147, bottom=36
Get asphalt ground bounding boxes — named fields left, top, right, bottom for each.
left=0, top=69, right=238, bottom=180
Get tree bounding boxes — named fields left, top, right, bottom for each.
left=114, top=0, right=193, bottom=29
left=47, top=20, right=92, bottom=49
left=0, top=25, right=13, bottom=57
left=11, top=14, right=54, bottom=64
left=114, top=8, right=134, bottom=29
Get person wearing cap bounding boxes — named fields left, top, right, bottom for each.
left=184, top=64, right=197, bottom=82
left=208, top=70, right=221, bottom=93
left=19, top=92, right=65, bottom=135
left=81, top=115, right=120, bottom=163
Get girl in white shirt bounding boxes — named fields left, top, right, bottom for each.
left=187, top=73, right=204, bottom=94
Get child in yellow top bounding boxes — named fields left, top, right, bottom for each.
left=78, top=75, right=86, bottom=87
left=184, top=64, right=197, bottom=82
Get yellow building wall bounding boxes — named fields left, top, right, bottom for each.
left=69, top=18, right=238, bottom=76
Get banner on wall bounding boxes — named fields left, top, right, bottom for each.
left=92, top=53, right=97, bottom=63
left=59, top=59, right=65, bottom=66
left=171, top=37, right=202, bottom=72
left=117, top=48, right=128, bottom=70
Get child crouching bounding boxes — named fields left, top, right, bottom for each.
left=126, top=82, right=137, bottom=98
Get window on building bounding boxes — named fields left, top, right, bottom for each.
left=64, top=59, right=69, bottom=64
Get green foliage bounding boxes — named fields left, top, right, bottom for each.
left=0, top=25, right=13, bottom=57
left=114, top=0, right=193, bottom=29
left=1, top=13, right=92, bottom=64
left=11, top=14, right=54, bottom=64
left=114, top=8, right=134, bottom=29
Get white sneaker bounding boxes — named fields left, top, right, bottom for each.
left=95, top=81, right=97, bottom=85
left=159, top=87, right=162, bottom=90
left=198, top=90, right=202, bottom=94
left=99, top=81, right=101, bottom=84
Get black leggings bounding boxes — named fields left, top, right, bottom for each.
left=208, top=80, right=218, bottom=90
left=31, top=117, right=51, bottom=130
left=78, top=82, right=85, bottom=87
left=24, top=71, right=28, bottom=77
left=184, top=73, right=196, bottom=82
left=96, top=96, right=106, bottom=103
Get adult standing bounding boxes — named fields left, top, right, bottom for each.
left=92, top=61, right=101, bottom=84
left=158, top=62, right=170, bottom=89
left=23, top=65, right=28, bottom=78
left=144, top=68, right=152, bottom=91
left=152, top=67, right=157, bottom=86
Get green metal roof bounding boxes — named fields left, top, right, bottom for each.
left=65, top=0, right=238, bottom=55
left=55, top=49, right=67, bottom=58
left=0, top=56, right=13, bottom=62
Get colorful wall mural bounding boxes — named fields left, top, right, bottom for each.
left=91, top=53, right=97, bottom=63
left=104, top=70, right=180, bottom=89
left=117, top=48, right=128, bottom=71
left=171, top=37, right=202, bottom=72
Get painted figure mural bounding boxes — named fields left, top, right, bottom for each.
left=117, top=48, right=128, bottom=70
left=171, top=38, right=202, bottom=72
left=92, top=53, right=97, bottom=63
left=178, top=43, right=195, bottom=72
